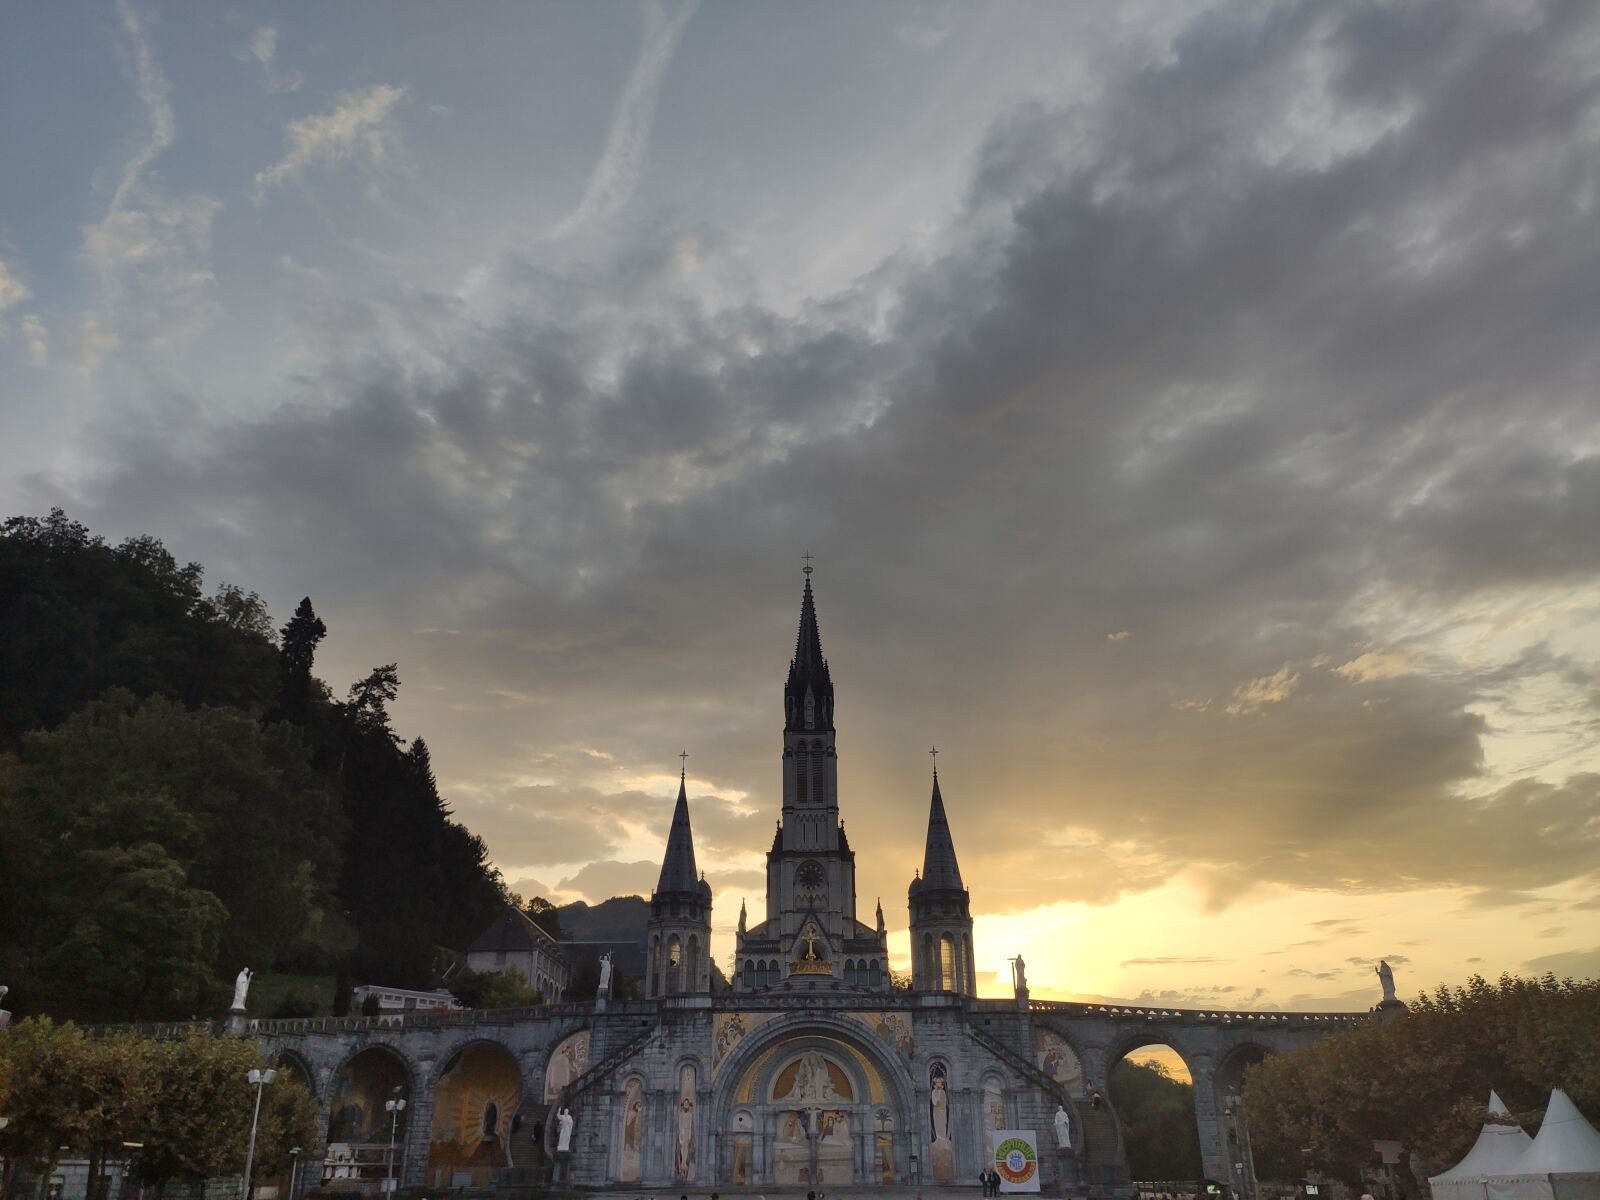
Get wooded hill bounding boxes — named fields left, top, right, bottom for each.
left=0, top=510, right=512, bottom=1023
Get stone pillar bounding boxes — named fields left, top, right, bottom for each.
left=399, top=1085, right=433, bottom=1190
left=1190, top=1058, right=1231, bottom=1184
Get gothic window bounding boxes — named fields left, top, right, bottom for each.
left=940, top=932, right=957, bottom=992
left=805, top=691, right=815, bottom=728
left=797, top=756, right=809, bottom=805
left=742, top=959, right=753, bottom=989
left=668, top=936, right=683, bottom=995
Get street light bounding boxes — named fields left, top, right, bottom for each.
left=384, top=1089, right=407, bottom=1196
left=287, top=1147, right=301, bottom=1200
left=241, top=1068, right=278, bottom=1200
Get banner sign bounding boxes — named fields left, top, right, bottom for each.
left=993, top=1130, right=1041, bottom=1193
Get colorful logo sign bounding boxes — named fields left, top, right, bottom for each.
left=992, top=1131, right=1040, bottom=1192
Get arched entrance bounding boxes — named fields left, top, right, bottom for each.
left=1106, top=1041, right=1201, bottom=1186
left=711, top=1019, right=915, bottom=1188
left=323, top=1045, right=412, bottom=1190
left=426, top=1041, right=522, bottom=1188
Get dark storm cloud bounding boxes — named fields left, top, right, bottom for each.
left=34, top=0, right=1600, bottom=916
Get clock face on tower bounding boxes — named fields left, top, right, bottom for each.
left=796, top=860, right=826, bottom=889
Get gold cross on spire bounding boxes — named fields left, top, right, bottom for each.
left=679, top=749, right=689, bottom=779
left=929, top=745, right=939, bottom=775
left=801, top=550, right=815, bottom=577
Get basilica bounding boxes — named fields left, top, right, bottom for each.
left=255, top=573, right=1364, bottom=1194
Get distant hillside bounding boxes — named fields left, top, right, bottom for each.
left=559, top=895, right=650, bottom=941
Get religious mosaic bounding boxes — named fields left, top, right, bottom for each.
left=543, top=1030, right=590, bottom=1102
left=929, top=1060, right=956, bottom=1182
left=674, top=1063, right=697, bottom=1180
left=844, top=1010, right=914, bottom=1061
left=1032, top=1027, right=1084, bottom=1090
left=426, top=1043, right=520, bottom=1188
left=618, top=1078, right=643, bottom=1183
left=711, top=1010, right=778, bottom=1075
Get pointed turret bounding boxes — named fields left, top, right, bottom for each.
left=647, top=760, right=712, bottom=997
left=908, top=759, right=976, bottom=995
left=784, top=570, right=834, bottom=732
left=655, top=772, right=702, bottom=895
left=914, top=770, right=965, bottom=892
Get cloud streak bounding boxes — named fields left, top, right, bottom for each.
left=548, top=0, right=699, bottom=238
left=253, top=84, right=406, bottom=203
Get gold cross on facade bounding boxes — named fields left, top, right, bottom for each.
left=802, top=922, right=819, bottom=960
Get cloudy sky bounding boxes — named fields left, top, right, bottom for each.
left=3, top=0, right=1598, bottom=1014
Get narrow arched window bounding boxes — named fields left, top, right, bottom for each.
left=940, top=933, right=957, bottom=992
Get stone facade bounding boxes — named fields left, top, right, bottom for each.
left=241, top=574, right=1378, bottom=1194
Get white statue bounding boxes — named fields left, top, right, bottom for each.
left=1054, top=1105, right=1073, bottom=1150
left=597, top=952, right=613, bottom=997
left=1376, top=959, right=1397, bottom=1003
left=556, top=1107, right=574, bottom=1152
left=231, top=968, right=253, bottom=1010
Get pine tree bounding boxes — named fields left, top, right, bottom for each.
left=273, top=597, right=326, bottom=725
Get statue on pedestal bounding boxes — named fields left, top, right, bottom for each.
left=231, top=968, right=253, bottom=1011
left=556, top=1107, right=574, bottom=1152
left=597, top=952, right=613, bottom=998
left=1054, top=1105, right=1072, bottom=1151
left=1375, top=959, right=1397, bottom=1004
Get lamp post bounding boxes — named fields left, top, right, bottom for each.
left=287, top=1147, right=301, bottom=1200
left=241, top=1069, right=278, bottom=1200
left=384, top=1089, right=407, bottom=1196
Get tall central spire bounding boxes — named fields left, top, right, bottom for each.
left=785, top=565, right=834, bottom=732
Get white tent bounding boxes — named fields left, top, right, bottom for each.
left=1431, top=1091, right=1534, bottom=1200
left=1438, top=1089, right=1600, bottom=1200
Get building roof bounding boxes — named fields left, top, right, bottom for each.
left=467, top=906, right=563, bottom=957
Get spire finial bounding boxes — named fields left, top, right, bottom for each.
left=929, top=745, right=939, bottom=777
left=679, top=748, right=689, bottom=780
left=801, top=549, right=815, bottom=578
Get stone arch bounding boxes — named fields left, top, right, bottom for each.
left=425, top=1039, right=523, bottom=1188
left=271, top=1048, right=318, bottom=1099
left=708, top=1011, right=918, bottom=1188
left=322, top=1043, right=417, bottom=1187
left=1100, top=1033, right=1203, bottom=1186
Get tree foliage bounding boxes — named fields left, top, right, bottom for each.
left=1108, top=1056, right=1204, bottom=1182
left=449, top=967, right=544, bottom=1009
left=0, top=511, right=515, bottom=1023
left=3, top=693, right=343, bottom=1020
left=0, top=510, right=278, bottom=746
left=1244, top=975, right=1600, bottom=1188
left=0, top=1020, right=314, bottom=1200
